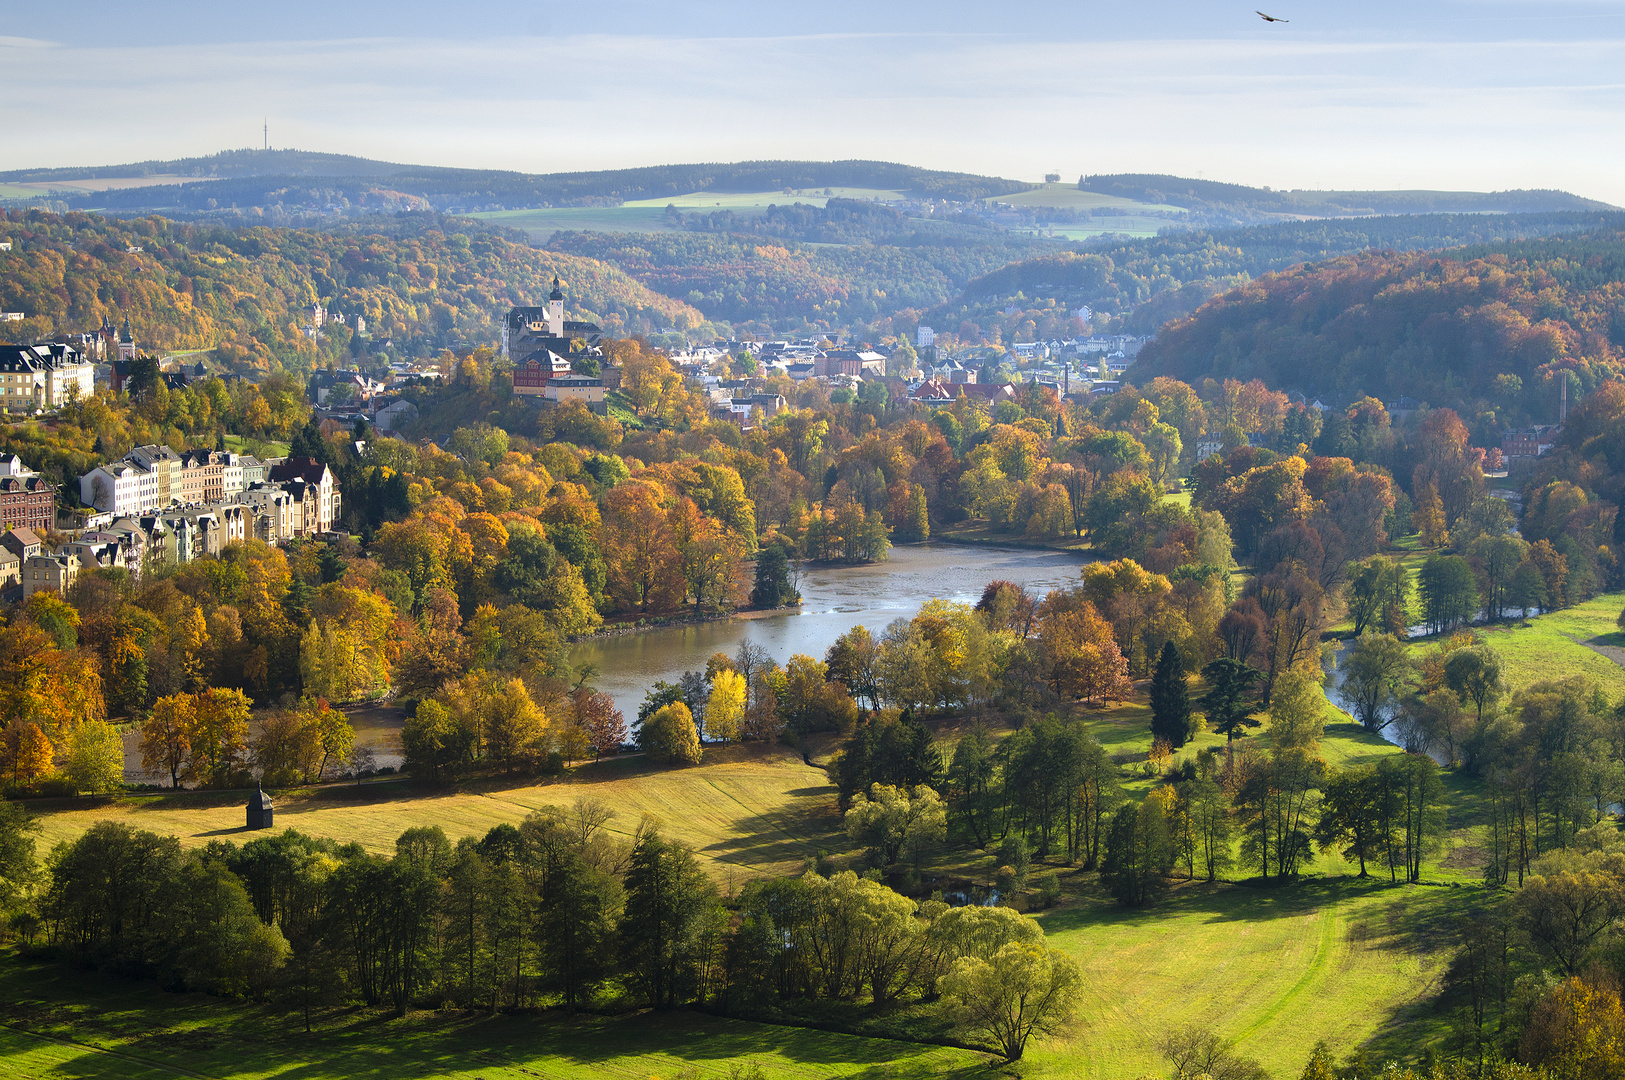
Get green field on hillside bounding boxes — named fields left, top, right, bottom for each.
left=984, top=182, right=1186, bottom=214
left=0, top=961, right=987, bottom=1080
left=621, top=188, right=906, bottom=209
left=1031, top=876, right=1459, bottom=1078
left=469, top=189, right=908, bottom=238
left=467, top=206, right=678, bottom=236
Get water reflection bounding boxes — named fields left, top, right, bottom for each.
left=570, top=542, right=1089, bottom=723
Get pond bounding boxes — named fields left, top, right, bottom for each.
left=569, top=541, right=1091, bottom=724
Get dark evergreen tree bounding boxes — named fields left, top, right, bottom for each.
left=1313, top=408, right=1353, bottom=458
left=289, top=418, right=332, bottom=467
left=1200, top=658, right=1262, bottom=741
left=1100, top=798, right=1174, bottom=907
left=620, top=829, right=717, bottom=1009
left=1148, top=641, right=1192, bottom=748
left=750, top=543, right=797, bottom=608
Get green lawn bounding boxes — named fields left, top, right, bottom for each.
left=0, top=960, right=986, bottom=1080
left=221, top=435, right=290, bottom=459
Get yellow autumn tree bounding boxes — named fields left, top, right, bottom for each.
left=706, top=668, right=747, bottom=743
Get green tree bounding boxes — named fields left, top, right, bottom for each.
left=0, top=802, right=40, bottom=913
left=64, top=720, right=125, bottom=794
left=620, top=828, right=719, bottom=1008
left=1316, top=766, right=1388, bottom=877
left=1341, top=633, right=1414, bottom=733
left=641, top=702, right=702, bottom=765
left=1149, top=641, right=1193, bottom=748
left=1419, top=553, right=1478, bottom=634
left=1101, top=796, right=1175, bottom=907
left=401, top=699, right=476, bottom=783
left=1445, top=645, right=1507, bottom=724
left=942, top=941, right=1082, bottom=1061
left=750, top=543, right=798, bottom=608
left=1200, top=658, right=1262, bottom=741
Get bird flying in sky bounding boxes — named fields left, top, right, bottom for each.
left=1256, top=10, right=1289, bottom=21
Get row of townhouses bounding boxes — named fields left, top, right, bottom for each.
left=78, top=447, right=340, bottom=542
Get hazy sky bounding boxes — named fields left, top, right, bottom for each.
left=4, top=1, right=1625, bottom=202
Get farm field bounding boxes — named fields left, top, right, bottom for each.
left=27, top=744, right=850, bottom=879
left=0, top=961, right=987, bottom=1080
left=620, top=187, right=906, bottom=209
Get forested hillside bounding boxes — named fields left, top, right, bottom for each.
left=1081, top=173, right=1613, bottom=220
left=0, top=210, right=704, bottom=370
left=547, top=227, right=1040, bottom=334
left=551, top=211, right=1625, bottom=343
left=928, top=212, right=1625, bottom=344
left=1129, top=231, right=1625, bottom=437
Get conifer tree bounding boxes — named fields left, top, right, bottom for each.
left=1148, top=641, right=1192, bottom=748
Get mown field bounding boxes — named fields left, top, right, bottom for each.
left=29, top=744, right=849, bottom=879
left=1031, top=877, right=1461, bottom=1078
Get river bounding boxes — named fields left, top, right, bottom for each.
left=570, top=542, right=1090, bottom=724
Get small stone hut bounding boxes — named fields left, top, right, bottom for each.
left=247, top=783, right=274, bottom=830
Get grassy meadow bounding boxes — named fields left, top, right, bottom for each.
left=1030, top=877, right=1461, bottom=1078
left=0, top=961, right=987, bottom=1080
left=1467, top=591, right=1625, bottom=699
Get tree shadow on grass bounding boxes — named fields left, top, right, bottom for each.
left=1039, top=874, right=1415, bottom=937
left=5, top=960, right=987, bottom=1080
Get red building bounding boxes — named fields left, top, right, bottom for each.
left=0, top=475, right=54, bottom=534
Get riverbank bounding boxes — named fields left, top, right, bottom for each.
left=576, top=602, right=804, bottom=641
left=932, top=523, right=1092, bottom=554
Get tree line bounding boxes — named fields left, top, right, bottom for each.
left=0, top=802, right=1077, bottom=1062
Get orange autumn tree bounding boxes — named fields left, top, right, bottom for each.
left=602, top=479, right=682, bottom=613
left=1035, top=596, right=1133, bottom=706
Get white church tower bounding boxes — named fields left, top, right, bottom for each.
left=547, top=277, right=564, bottom=338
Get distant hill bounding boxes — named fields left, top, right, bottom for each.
left=1127, top=229, right=1625, bottom=430
left=0, top=149, right=421, bottom=183
left=0, top=211, right=706, bottom=371
left=0, top=152, right=1035, bottom=215
left=922, top=211, right=1625, bottom=344
left=1080, top=173, right=1616, bottom=219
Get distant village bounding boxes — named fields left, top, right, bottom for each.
left=0, top=277, right=1564, bottom=605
